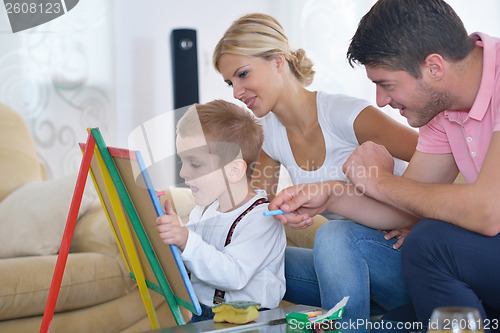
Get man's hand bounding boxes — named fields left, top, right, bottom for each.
left=269, top=182, right=337, bottom=229
left=156, top=199, right=188, bottom=251
left=343, top=141, right=395, bottom=199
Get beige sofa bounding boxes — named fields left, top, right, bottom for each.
left=0, top=103, right=325, bottom=332
left=0, top=104, right=196, bottom=333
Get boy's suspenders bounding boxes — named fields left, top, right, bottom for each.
left=212, top=198, right=269, bottom=305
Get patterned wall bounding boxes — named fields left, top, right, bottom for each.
left=278, top=0, right=376, bottom=101
left=0, top=0, right=114, bottom=179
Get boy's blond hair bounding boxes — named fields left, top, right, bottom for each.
left=176, top=100, right=263, bottom=178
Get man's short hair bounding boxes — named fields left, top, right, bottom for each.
left=347, top=0, right=475, bottom=78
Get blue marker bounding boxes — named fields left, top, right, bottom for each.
left=263, top=209, right=291, bottom=216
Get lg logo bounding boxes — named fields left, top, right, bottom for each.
left=3, top=0, right=79, bottom=33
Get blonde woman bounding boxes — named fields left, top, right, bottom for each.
left=213, top=13, right=418, bottom=329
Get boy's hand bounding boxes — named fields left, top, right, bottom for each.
left=156, top=199, right=189, bottom=251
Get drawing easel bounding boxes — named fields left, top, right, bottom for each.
left=40, top=128, right=201, bottom=333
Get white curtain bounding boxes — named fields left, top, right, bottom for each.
left=0, top=0, right=115, bottom=178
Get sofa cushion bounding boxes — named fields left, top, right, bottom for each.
left=0, top=103, right=45, bottom=202
left=0, top=252, right=133, bottom=321
left=71, top=203, right=126, bottom=258
left=0, top=174, right=95, bottom=259
left=285, top=215, right=329, bottom=249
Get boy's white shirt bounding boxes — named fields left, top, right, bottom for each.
left=181, top=190, right=286, bottom=309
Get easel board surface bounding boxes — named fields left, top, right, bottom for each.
left=80, top=137, right=200, bottom=316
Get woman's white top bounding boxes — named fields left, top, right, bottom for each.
left=261, top=91, right=408, bottom=220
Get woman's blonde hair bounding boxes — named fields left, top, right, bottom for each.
left=213, top=13, right=315, bottom=87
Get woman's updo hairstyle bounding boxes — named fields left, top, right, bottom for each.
left=213, top=13, right=315, bottom=87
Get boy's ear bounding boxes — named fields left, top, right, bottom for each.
left=226, top=159, right=247, bottom=182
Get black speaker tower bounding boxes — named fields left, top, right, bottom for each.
left=171, top=28, right=199, bottom=186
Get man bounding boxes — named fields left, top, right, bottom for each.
left=270, top=0, right=500, bottom=329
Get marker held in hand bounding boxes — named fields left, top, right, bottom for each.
left=263, top=209, right=291, bottom=216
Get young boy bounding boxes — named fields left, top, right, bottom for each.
left=156, top=100, right=286, bottom=322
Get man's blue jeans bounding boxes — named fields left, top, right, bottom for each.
left=284, top=220, right=410, bottom=332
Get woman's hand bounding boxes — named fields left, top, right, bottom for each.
left=383, top=227, right=411, bottom=250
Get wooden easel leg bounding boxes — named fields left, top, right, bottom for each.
left=39, top=133, right=95, bottom=333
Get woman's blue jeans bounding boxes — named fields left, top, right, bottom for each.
left=284, top=220, right=410, bottom=333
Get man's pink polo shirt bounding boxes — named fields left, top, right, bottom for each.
left=416, top=32, right=500, bottom=184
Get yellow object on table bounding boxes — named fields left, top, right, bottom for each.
left=212, top=301, right=261, bottom=324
